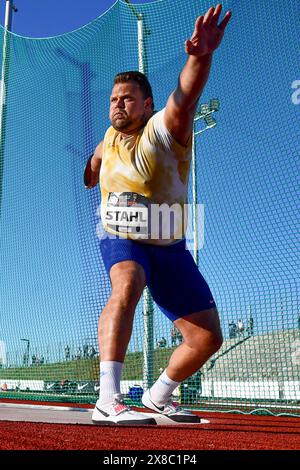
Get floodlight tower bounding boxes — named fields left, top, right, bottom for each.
left=124, top=0, right=154, bottom=391
left=192, top=98, right=220, bottom=265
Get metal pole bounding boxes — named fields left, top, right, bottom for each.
left=0, top=1, right=17, bottom=218
left=247, top=304, right=252, bottom=336
left=137, top=12, right=153, bottom=391
left=192, top=100, right=220, bottom=265
left=21, top=338, right=30, bottom=367
left=4, top=0, right=16, bottom=30
left=191, top=130, right=199, bottom=266
left=137, top=14, right=149, bottom=76
left=125, top=0, right=153, bottom=390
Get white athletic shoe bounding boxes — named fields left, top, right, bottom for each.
left=92, top=393, right=156, bottom=426
left=142, top=389, right=200, bottom=423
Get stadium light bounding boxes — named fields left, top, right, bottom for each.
left=204, top=114, right=217, bottom=128
left=209, top=98, right=220, bottom=112
left=194, top=98, right=220, bottom=135
left=192, top=98, right=221, bottom=264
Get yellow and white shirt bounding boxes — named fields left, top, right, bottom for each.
left=99, top=108, right=192, bottom=245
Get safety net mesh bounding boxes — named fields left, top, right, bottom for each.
left=0, top=0, right=299, bottom=416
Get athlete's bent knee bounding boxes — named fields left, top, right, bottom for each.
left=117, top=279, right=143, bottom=306
left=190, top=329, right=223, bottom=354
left=110, top=262, right=146, bottom=308
left=111, top=275, right=144, bottom=309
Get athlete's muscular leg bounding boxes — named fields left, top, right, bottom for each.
left=99, top=261, right=146, bottom=362
left=166, top=308, right=223, bottom=382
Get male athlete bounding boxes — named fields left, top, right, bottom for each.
left=84, top=5, right=231, bottom=425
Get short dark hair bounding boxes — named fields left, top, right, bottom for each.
left=113, top=71, right=154, bottom=110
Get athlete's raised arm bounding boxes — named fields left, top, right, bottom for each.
left=164, top=4, right=231, bottom=145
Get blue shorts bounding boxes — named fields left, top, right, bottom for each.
left=100, top=235, right=216, bottom=322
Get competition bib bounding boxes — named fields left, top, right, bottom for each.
left=105, top=192, right=150, bottom=238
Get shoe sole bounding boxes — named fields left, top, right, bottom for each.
left=92, top=417, right=156, bottom=426
left=142, top=393, right=201, bottom=423
left=163, top=414, right=201, bottom=423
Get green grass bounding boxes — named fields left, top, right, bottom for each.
left=0, top=358, right=98, bottom=381
left=1, top=391, right=96, bottom=404
left=0, top=347, right=174, bottom=381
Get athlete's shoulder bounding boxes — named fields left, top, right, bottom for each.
left=144, top=109, right=164, bottom=129
left=142, top=109, right=164, bottom=141
left=143, top=109, right=192, bottom=160
left=103, top=125, right=117, bottom=142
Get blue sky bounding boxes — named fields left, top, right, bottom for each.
left=0, top=0, right=151, bottom=37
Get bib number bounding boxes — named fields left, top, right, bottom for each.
left=105, top=192, right=149, bottom=237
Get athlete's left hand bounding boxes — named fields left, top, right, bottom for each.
left=185, top=4, right=232, bottom=57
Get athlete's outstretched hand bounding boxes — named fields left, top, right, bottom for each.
left=185, top=4, right=231, bottom=57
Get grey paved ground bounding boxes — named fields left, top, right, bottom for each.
left=0, top=403, right=209, bottom=426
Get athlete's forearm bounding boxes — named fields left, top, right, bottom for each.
left=84, top=141, right=103, bottom=188
left=91, top=141, right=103, bottom=178
left=173, top=53, right=212, bottom=111
left=90, top=154, right=101, bottom=174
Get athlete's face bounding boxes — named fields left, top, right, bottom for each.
left=109, top=81, right=153, bottom=134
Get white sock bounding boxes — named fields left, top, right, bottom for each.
left=149, top=369, right=180, bottom=406
left=98, top=360, right=123, bottom=405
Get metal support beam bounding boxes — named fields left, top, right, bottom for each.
left=0, top=1, right=17, bottom=217
left=125, top=0, right=154, bottom=391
